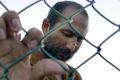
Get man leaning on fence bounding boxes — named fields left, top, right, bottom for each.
left=0, top=1, right=89, bottom=80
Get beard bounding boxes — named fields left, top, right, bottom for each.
left=43, top=40, right=72, bottom=61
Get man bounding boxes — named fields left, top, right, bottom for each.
left=0, top=1, right=88, bottom=80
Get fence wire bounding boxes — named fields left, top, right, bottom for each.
left=0, top=0, right=120, bottom=80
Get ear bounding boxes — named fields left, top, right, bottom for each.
left=42, top=18, right=50, bottom=34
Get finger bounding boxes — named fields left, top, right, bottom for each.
left=22, top=27, right=43, bottom=49
left=0, top=52, right=13, bottom=65
left=10, top=40, right=29, bottom=59
left=31, top=59, right=69, bottom=80
left=0, top=40, right=29, bottom=66
left=0, top=17, right=6, bottom=40
left=2, top=11, right=22, bottom=39
left=0, top=40, right=11, bottom=57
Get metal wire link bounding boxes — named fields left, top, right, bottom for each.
left=0, top=0, right=120, bottom=80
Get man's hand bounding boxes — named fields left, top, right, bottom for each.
left=0, top=11, right=69, bottom=80
left=0, top=11, right=39, bottom=80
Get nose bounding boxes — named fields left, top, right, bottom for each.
left=66, top=38, right=77, bottom=52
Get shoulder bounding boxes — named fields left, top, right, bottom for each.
left=74, top=70, right=82, bottom=80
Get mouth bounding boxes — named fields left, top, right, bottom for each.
left=44, top=46, right=71, bottom=61
left=56, top=52, right=71, bottom=61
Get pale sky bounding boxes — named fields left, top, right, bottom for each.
left=0, top=0, right=120, bottom=80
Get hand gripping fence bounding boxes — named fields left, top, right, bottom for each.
left=0, top=0, right=120, bottom=80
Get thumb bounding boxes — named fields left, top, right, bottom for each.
left=22, top=27, right=43, bottom=49
left=31, top=59, right=69, bottom=80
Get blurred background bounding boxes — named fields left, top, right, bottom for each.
left=0, top=0, right=120, bottom=80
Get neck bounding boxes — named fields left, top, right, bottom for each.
left=30, top=51, right=46, bottom=65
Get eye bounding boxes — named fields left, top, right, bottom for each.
left=61, top=29, right=74, bottom=37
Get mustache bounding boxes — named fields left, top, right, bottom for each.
left=44, top=46, right=72, bottom=61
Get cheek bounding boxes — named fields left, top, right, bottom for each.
left=46, top=32, right=67, bottom=47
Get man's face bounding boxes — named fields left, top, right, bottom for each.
left=43, top=6, right=88, bottom=61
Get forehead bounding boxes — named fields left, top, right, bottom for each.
left=58, top=6, right=88, bottom=36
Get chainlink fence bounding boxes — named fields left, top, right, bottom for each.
left=0, top=0, right=120, bottom=80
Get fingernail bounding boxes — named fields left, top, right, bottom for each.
left=12, top=18, right=22, bottom=31
left=0, top=29, right=6, bottom=39
left=28, top=40, right=38, bottom=49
